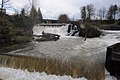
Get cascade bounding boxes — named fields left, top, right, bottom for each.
left=0, top=54, right=105, bottom=80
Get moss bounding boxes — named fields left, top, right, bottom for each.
left=36, top=37, right=47, bottom=41
left=15, top=36, right=31, bottom=43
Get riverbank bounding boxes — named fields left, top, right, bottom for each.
left=0, top=13, right=34, bottom=53
left=0, top=42, right=33, bottom=54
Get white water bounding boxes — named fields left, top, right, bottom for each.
left=1, top=24, right=120, bottom=80
left=0, top=67, right=117, bottom=80
left=33, top=25, right=68, bottom=37
left=0, top=67, right=87, bottom=80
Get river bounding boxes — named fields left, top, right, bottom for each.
left=0, top=25, right=120, bottom=80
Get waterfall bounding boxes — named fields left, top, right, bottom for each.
left=33, top=25, right=69, bottom=37
left=0, top=54, right=81, bottom=77
left=0, top=54, right=105, bottom=80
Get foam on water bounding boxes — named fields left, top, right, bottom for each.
left=0, top=67, right=87, bottom=80
left=0, top=67, right=117, bottom=80
left=33, top=24, right=73, bottom=38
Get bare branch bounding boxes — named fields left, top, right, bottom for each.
left=1, top=0, right=10, bottom=9
left=3, top=0, right=10, bottom=3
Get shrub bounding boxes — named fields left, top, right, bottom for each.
left=58, top=14, right=70, bottom=23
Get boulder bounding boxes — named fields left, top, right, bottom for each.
left=67, top=23, right=102, bottom=38
left=79, top=26, right=102, bottom=38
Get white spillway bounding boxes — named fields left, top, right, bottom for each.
left=33, top=24, right=69, bottom=37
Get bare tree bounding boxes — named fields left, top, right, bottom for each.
left=81, top=6, right=86, bottom=22
left=86, top=4, right=95, bottom=20
left=107, top=5, right=114, bottom=20
left=28, top=0, right=38, bottom=8
left=101, top=7, right=106, bottom=20
left=98, top=7, right=106, bottom=20
left=25, top=0, right=39, bottom=16
left=107, top=4, right=118, bottom=20
left=98, top=9, right=102, bottom=20
left=1, top=0, right=10, bottom=9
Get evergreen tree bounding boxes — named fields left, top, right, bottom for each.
left=37, top=8, right=43, bottom=23
left=21, top=8, right=25, bottom=16
left=30, top=5, right=37, bottom=23
left=98, top=7, right=106, bottom=20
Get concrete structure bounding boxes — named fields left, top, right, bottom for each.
left=105, top=43, right=120, bottom=79
left=36, top=23, right=66, bottom=27
left=0, top=8, right=6, bottom=14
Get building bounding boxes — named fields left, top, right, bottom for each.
left=43, top=19, right=58, bottom=23
left=91, top=15, right=101, bottom=20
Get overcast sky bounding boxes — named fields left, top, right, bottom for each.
left=3, top=0, right=120, bottom=19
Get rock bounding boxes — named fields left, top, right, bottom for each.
left=35, top=33, right=60, bottom=42
left=67, top=24, right=72, bottom=33
left=79, top=26, right=102, bottom=38
left=67, top=23, right=102, bottom=38
left=67, top=23, right=79, bottom=36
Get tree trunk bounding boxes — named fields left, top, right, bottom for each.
left=1, top=0, right=4, bottom=9
left=114, top=13, right=116, bottom=20
left=84, top=27, right=88, bottom=41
